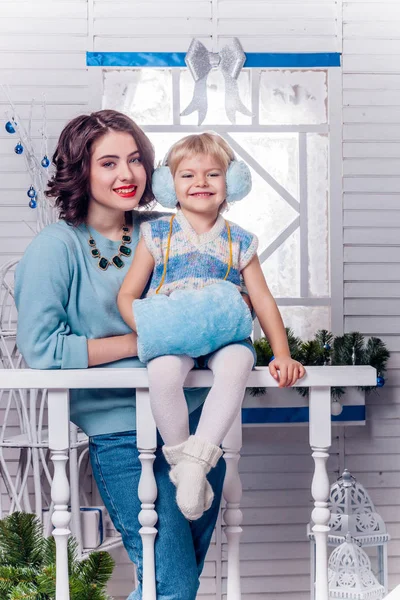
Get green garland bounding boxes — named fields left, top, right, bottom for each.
left=250, top=329, right=389, bottom=399
left=0, top=512, right=115, bottom=600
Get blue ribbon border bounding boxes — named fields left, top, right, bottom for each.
left=87, top=52, right=341, bottom=68
left=241, top=405, right=365, bottom=425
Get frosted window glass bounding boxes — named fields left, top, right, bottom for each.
left=227, top=164, right=298, bottom=255
left=262, top=230, right=300, bottom=298
left=260, top=70, right=327, bottom=125
left=180, top=69, right=251, bottom=125
left=307, top=134, right=329, bottom=297
left=147, top=132, right=188, bottom=166
left=102, top=68, right=331, bottom=321
left=230, top=132, right=299, bottom=198
left=103, top=69, right=172, bottom=125
left=279, top=306, right=330, bottom=340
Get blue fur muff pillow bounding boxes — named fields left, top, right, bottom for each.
left=133, top=281, right=253, bottom=364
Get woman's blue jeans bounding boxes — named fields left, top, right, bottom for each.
left=89, top=404, right=226, bottom=600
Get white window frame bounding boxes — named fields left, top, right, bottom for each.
left=89, top=65, right=343, bottom=336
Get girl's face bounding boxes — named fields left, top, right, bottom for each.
left=174, top=153, right=226, bottom=216
left=89, top=130, right=147, bottom=215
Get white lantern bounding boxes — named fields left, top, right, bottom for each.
left=308, top=470, right=390, bottom=600
left=328, top=534, right=385, bottom=600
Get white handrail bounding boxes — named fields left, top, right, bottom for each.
left=0, top=365, right=377, bottom=600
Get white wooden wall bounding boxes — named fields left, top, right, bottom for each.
left=1, top=0, right=399, bottom=598
left=343, top=0, right=400, bottom=591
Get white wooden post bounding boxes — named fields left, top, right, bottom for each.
left=136, top=388, right=158, bottom=600
left=48, top=389, right=71, bottom=600
left=29, top=388, right=42, bottom=519
left=309, top=386, right=332, bottom=600
left=69, top=424, right=83, bottom=556
left=222, top=409, right=243, bottom=600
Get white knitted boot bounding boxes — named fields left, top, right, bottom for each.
left=162, top=440, right=215, bottom=517
left=169, top=436, right=223, bottom=521
left=162, top=441, right=187, bottom=467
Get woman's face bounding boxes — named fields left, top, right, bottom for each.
left=89, top=130, right=147, bottom=214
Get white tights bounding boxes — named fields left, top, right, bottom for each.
left=147, top=344, right=254, bottom=447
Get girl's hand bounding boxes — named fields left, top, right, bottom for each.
left=269, top=356, right=306, bottom=387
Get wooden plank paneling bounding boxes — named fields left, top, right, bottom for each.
left=218, top=2, right=337, bottom=19
left=95, top=1, right=211, bottom=18
left=344, top=247, right=400, bottom=263
left=344, top=210, right=400, bottom=227
left=0, top=2, right=87, bottom=18
left=0, top=19, right=87, bottom=35
left=344, top=144, right=400, bottom=158
left=344, top=228, right=400, bottom=244
left=344, top=1, right=400, bottom=593
left=94, top=18, right=212, bottom=36
left=344, top=108, right=400, bottom=124
left=343, top=56, right=400, bottom=74
left=345, top=299, right=400, bottom=316
left=0, top=35, right=88, bottom=52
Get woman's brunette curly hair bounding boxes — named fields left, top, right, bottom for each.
left=46, top=110, right=155, bottom=225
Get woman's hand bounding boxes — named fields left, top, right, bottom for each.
left=269, top=356, right=306, bottom=387
left=123, top=332, right=138, bottom=358
left=87, top=332, right=138, bottom=366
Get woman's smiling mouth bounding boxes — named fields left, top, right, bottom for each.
left=113, top=185, right=137, bottom=198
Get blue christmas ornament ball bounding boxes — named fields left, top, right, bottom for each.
left=5, top=121, right=16, bottom=134
left=376, top=375, right=385, bottom=388
left=27, top=186, right=37, bottom=199
left=14, top=143, right=23, bottom=155
left=41, top=155, right=50, bottom=168
left=324, top=343, right=331, bottom=351
left=29, top=199, right=37, bottom=209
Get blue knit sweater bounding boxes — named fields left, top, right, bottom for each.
left=14, top=213, right=208, bottom=436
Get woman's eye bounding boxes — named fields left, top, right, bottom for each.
left=130, top=157, right=142, bottom=164
left=102, top=162, right=115, bottom=168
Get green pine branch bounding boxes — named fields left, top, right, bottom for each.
left=250, top=329, right=389, bottom=400
left=0, top=513, right=115, bottom=600
left=0, top=512, right=44, bottom=569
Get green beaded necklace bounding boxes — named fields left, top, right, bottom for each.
left=86, top=224, right=132, bottom=270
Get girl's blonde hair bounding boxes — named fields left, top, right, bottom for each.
left=166, top=132, right=235, bottom=176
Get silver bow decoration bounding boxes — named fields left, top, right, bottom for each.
left=181, top=38, right=252, bottom=125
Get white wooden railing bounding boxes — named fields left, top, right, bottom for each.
left=0, top=365, right=376, bottom=600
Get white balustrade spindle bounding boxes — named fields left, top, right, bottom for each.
left=136, top=388, right=158, bottom=600
left=223, top=409, right=243, bottom=600
left=48, top=389, right=71, bottom=600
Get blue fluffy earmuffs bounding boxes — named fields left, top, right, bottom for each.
left=152, top=157, right=252, bottom=209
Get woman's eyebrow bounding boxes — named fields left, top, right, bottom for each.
left=97, top=150, right=140, bottom=161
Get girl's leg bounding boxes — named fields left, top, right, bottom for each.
left=173, top=344, right=253, bottom=520
left=195, top=343, right=254, bottom=445
left=147, top=354, right=194, bottom=445
left=148, top=355, right=216, bottom=520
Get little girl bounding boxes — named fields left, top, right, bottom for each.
left=118, top=133, right=305, bottom=521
